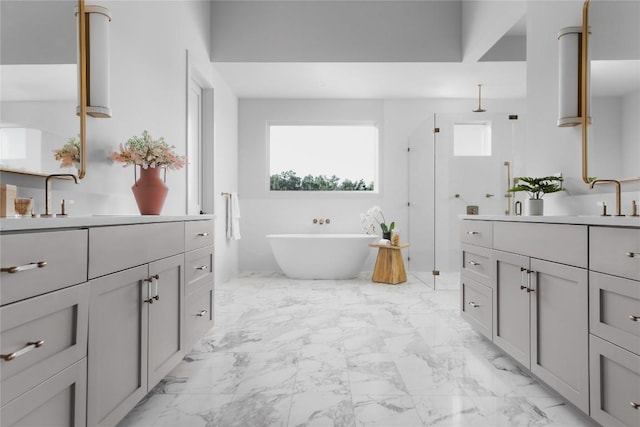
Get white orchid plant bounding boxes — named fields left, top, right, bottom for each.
left=360, top=206, right=395, bottom=236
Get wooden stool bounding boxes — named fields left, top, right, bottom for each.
left=369, top=243, right=409, bottom=284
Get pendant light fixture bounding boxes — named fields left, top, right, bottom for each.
left=76, top=4, right=112, bottom=118
left=557, top=26, right=583, bottom=127
left=472, top=84, right=487, bottom=112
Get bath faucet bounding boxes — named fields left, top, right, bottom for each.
left=590, top=179, right=623, bottom=216
left=312, top=218, right=331, bottom=225
left=43, top=174, right=78, bottom=217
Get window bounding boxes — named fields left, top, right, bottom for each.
left=453, top=122, right=492, bottom=156
left=269, top=124, right=378, bottom=191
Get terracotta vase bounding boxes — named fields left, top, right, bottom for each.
left=131, top=166, right=168, bottom=215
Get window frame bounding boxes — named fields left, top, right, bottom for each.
left=265, top=121, right=381, bottom=196
left=452, top=121, right=492, bottom=157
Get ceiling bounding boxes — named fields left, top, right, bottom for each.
left=211, top=1, right=528, bottom=99
left=212, top=61, right=527, bottom=99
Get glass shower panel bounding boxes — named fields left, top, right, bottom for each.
left=433, top=112, right=518, bottom=289
left=408, top=112, right=520, bottom=290
left=407, top=115, right=436, bottom=287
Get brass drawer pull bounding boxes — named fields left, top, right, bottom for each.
left=630, top=401, right=640, bottom=410
left=143, top=275, right=160, bottom=303
left=1, top=261, right=47, bottom=274
left=467, top=301, right=480, bottom=308
left=626, top=252, right=640, bottom=258
left=2, top=340, right=45, bottom=361
left=468, top=260, right=481, bottom=266
left=196, top=309, right=208, bottom=317
left=195, top=265, right=209, bottom=271
left=197, top=232, right=210, bottom=237
left=466, top=231, right=480, bottom=235
left=629, top=315, right=640, bottom=322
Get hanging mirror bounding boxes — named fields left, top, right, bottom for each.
left=0, top=0, right=86, bottom=179
left=581, top=0, right=640, bottom=184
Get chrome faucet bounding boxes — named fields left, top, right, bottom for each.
left=590, top=179, right=623, bottom=216
left=43, top=174, right=78, bottom=217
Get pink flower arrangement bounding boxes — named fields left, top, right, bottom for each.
left=53, top=136, right=80, bottom=168
left=112, top=130, right=186, bottom=170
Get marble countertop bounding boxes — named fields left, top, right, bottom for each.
left=0, top=214, right=215, bottom=232
left=460, top=214, right=640, bottom=227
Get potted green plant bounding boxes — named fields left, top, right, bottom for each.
left=508, top=176, right=564, bottom=216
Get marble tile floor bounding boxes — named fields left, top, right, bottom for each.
left=119, top=272, right=592, bottom=427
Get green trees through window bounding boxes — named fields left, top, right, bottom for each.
left=270, top=170, right=374, bottom=191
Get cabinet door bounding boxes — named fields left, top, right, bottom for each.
left=460, top=275, right=492, bottom=340
left=87, top=265, right=149, bottom=427
left=530, top=259, right=589, bottom=413
left=147, top=254, right=185, bottom=389
left=493, top=250, right=530, bottom=367
left=185, top=283, right=214, bottom=351
left=590, top=334, right=640, bottom=427
left=1, top=283, right=89, bottom=406
left=1, top=359, right=87, bottom=427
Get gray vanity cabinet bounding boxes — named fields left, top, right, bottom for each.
left=493, top=250, right=530, bottom=367
left=183, top=220, right=215, bottom=351
left=0, top=216, right=214, bottom=426
left=87, top=265, right=148, bottom=427
left=529, top=258, right=588, bottom=413
left=87, top=255, right=184, bottom=427
left=184, top=246, right=214, bottom=350
left=87, top=222, right=186, bottom=427
left=147, top=254, right=185, bottom=387
left=491, top=222, right=590, bottom=413
left=460, top=219, right=640, bottom=423
left=460, top=241, right=494, bottom=341
left=0, top=229, right=89, bottom=427
left=494, top=250, right=589, bottom=409
left=1, top=359, right=87, bottom=427
left=589, top=226, right=640, bottom=427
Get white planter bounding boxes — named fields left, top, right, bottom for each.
left=527, top=199, right=544, bottom=216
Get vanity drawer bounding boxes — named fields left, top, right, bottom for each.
left=184, top=284, right=213, bottom=351
left=1, top=358, right=87, bottom=427
left=185, top=220, right=214, bottom=252
left=460, top=275, right=492, bottom=340
left=590, top=334, right=640, bottom=427
left=460, top=220, right=493, bottom=248
left=0, top=282, right=89, bottom=406
left=89, top=222, right=184, bottom=279
left=0, top=229, right=88, bottom=305
left=461, top=244, right=493, bottom=287
left=590, top=271, right=640, bottom=355
left=590, top=227, right=640, bottom=281
left=493, top=222, right=588, bottom=268
left=185, top=246, right=213, bottom=296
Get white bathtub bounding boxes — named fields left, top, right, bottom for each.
left=266, top=234, right=378, bottom=279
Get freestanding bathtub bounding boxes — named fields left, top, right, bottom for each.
left=266, top=234, right=379, bottom=279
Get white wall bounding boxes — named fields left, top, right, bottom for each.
left=526, top=0, right=639, bottom=215
left=211, top=65, right=239, bottom=285
left=238, top=97, right=526, bottom=274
